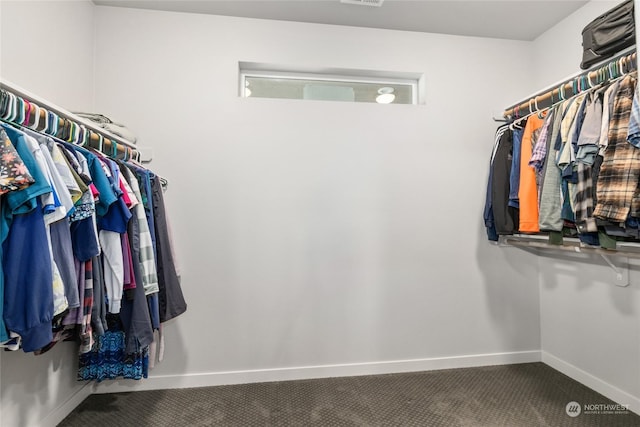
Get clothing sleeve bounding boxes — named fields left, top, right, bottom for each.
left=627, top=89, right=640, bottom=148
left=99, top=230, right=124, bottom=313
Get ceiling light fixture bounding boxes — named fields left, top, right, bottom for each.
left=376, top=87, right=395, bottom=104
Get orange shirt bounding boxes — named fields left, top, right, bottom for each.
left=518, top=114, right=546, bottom=233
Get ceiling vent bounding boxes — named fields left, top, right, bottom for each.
left=340, top=0, right=384, bottom=7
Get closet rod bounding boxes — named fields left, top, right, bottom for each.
left=503, top=48, right=637, bottom=120
left=0, top=79, right=139, bottom=161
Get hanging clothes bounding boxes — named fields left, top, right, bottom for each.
left=538, top=101, right=570, bottom=232
left=151, top=176, right=187, bottom=322
left=483, top=126, right=508, bottom=241
left=594, top=74, right=639, bottom=223
left=0, top=102, right=185, bottom=385
left=518, top=114, right=546, bottom=233
left=487, top=54, right=640, bottom=250
left=0, top=124, right=55, bottom=349
left=575, top=90, right=604, bottom=236
left=0, top=83, right=186, bottom=357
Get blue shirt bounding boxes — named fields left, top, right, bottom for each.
left=68, top=145, right=118, bottom=216
left=96, top=157, right=132, bottom=233
left=508, top=128, right=523, bottom=209
left=0, top=125, right=54, bottom=347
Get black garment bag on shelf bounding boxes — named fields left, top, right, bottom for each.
left=580, top=0, right=635, bottom=70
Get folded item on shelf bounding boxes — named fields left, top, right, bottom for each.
left=73, top=112, right=137, bottom=144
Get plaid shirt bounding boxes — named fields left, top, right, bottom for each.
left=594, top=75, right=639, bottom=223
left=529, top=110, right=554, bottom=174
left=575, top=161, right=599, bottom=233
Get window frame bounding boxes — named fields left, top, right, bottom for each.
left=239, top=68, right=420, bottom=105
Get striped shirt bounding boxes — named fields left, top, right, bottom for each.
left=122, top=166, right=159, bottom=295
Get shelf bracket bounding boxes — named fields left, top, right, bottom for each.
left=600, top=254, right=629, bottom=287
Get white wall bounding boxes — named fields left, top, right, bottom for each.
left=92, top=6, right=541, bottom=393
left=0, top=1, right=95, bottom=426
left=532, top=0, right=640, bottom=412
left=533, top=0, right=621, bottom=89
left=0, top=0, right=95, bottom=111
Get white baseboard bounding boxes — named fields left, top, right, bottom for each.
left=39, top=382, right=93, bottom=427
left=542, top=351, right=640, bottom=415
left=92, top=350, right=541, bottom=394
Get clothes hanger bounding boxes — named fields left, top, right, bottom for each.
left=64, top=119, right=72, bottom=141
left=510, top=107, right=529, bottom=130
left=45, top=111, right=52, bottom=135
left=75, top=125, right=83, bottom=145
left=1, top=93, right=13, bottom=121
left=65, top=120, right=72, bottom=142
left=16, top=97, right=25, bottom=125
left=48, top=111, right=58, bottom=136
left=9, top=96, right=20, bottom=123
left=74, top=123, right=80, bottom=144
left=111, top=139, right=118, bottom=159
left=0, top=90, right=7, bottom=117
left=78, top=126, right=87, bottom=146
left=22, top=100, right=31, bottom=127
left=509, top=106, right=521, bottom=130
left=71, top=122, right=80, bottom=144
left=1, top=92, right=12, bottom=120
left=97, top=133, right=104, bottom=153
left=64, top=119, right=74, bottom=142
left=534, top=97, right=542, bottom=118
left=55, top=117, right=63, bottom=139
left=55, top=117, right=62, bottom=139
left=82, top=128, right=90, bottom=147
left=30, top=104, right=41, bottom=130
left=39, top=107, right=49, bottom=134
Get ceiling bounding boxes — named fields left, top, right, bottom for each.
left=93, top=0, right=589, bottom=41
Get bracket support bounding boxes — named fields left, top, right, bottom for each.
left=600, top=254, right=629, bottom=287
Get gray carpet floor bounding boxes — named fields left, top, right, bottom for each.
left=59, top=362, right=640, bottom=427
